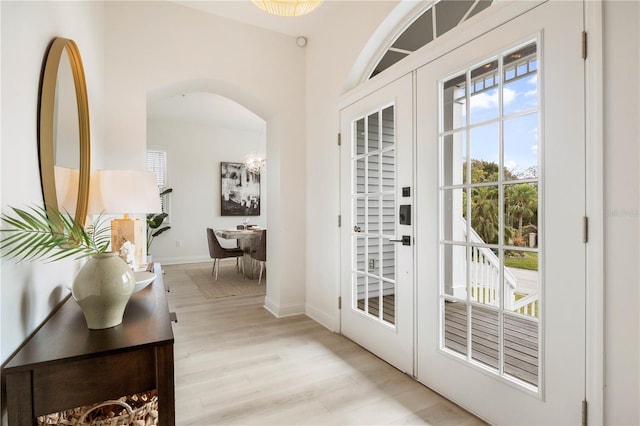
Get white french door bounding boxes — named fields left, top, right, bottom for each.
left=340, top=75, right=414, bottom=374
left=416, top=1, right=586, bottom=424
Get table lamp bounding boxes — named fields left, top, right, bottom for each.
left=88, top=170, right=162, bottom=266
left=54, top=166, right=80, bottom=214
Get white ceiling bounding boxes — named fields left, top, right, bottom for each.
left=171, top=0, right=344, bottom=37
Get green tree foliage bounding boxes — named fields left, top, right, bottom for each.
left=465, top=159, right=517, bottom=184
left=464, top=160, right=537, bottom=246
left=505, top=183, right=538, bottom=239
left=471, top=186, right=499, bottom=244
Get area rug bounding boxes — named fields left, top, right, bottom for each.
left=186, top=262, right=266, bottom=299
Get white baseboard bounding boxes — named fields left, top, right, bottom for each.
left=263, top=296, right=304, bottom=318
left=305, top=303, right=338, bottom=333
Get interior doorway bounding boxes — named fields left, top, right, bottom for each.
left=146, top=91, right=267, bottom=263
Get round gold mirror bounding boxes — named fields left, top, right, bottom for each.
left=39, top=37, right=91, bottom=224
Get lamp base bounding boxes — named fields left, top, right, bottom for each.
left=111, top=217, right=143, bottom=266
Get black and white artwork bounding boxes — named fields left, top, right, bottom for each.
left=221, top=162, right=260, bottom=216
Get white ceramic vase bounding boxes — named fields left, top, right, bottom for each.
left=72, top=252, right=135, bottom=329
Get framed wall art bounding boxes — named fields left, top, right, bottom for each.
left=220, top=162, right=260, bottom=216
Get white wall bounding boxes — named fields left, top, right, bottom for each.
left=147, top=117, right=267, bottom=264
left=602, top=1, right=640, bottom=423
left=104, top=1, right=306, bottom=317
left=0, top=1, right=104, bottom=365
left=304, top=0, right=398, bottom=330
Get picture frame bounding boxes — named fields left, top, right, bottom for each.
left=220, top=162, right=260, bottom=216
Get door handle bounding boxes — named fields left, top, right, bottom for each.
left=389, top=235, right=411, bottom=246
left=353, top=225, right=362, bottom=232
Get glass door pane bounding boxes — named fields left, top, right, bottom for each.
left=439, top=40, right=540, bottom=389
left=351, top=105, right=397, bottom=326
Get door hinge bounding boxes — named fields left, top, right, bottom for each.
left=338, top=296, right=342, bottom=310
left=338, top=133, right=342, bottom=146
left=583, top=216, right=589, bottom=243
left=581, top=31, right=588, bottom=60
left=582, top=400, right=588, bottom=426
left=338, top=215, right=342, bottom=227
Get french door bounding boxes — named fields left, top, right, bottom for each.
left=340, top=75, right=414, bottom=374
left=415, top=1, right=586, bottom=424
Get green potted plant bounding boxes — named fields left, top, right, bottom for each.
left=146, top=187, right=172, bottom=260
left=0, top=205, right=135, bottom=329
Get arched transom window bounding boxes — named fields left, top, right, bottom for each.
left=369, top=0, right=495, bottom=79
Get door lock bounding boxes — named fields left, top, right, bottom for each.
left=353, top=225, right=362, bottom=232
left=399, top=205, right=411, bottom=225
left=389, top=235, right=411, bottom=246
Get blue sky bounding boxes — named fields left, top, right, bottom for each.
left=461, top=72, right=538, bottom=179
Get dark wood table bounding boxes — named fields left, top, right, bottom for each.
left=2, top=264, right=175, bottom=425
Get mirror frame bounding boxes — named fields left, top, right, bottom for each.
left=39, top=37, right=91, bottom=224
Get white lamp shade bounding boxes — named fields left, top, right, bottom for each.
left=54, top=166, right=80, bottom=214
left=88, top=170, right=162, bottom=215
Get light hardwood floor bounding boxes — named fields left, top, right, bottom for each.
left=164, top=263, right=486, bottom=425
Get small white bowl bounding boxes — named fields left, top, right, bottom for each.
left=133, top=271, right=156, bottom=292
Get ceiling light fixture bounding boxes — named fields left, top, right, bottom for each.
left=244, top=123, right=267, bottom=174
left=251, top=0, right=323, bottom=17
left=244, top=153, right=267, bottom=174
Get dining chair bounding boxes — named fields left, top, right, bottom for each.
left=206, top=228, right=244, bottom=280
left=251, top=230, right=267, bottom=285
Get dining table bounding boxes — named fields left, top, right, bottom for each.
left=214, top=228, right=264, bottom=278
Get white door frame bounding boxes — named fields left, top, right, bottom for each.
left=584, top=1, right=604, bottom=423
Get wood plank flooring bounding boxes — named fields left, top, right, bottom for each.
left=163, top=263, right=486, bottom=425
left=444, top=301, right=538, bottom=386
left=356, top=295, right=396, bottom=324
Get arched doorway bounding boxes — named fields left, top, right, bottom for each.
left=146, top=91, right=267, bottom=261
left=146, top=80, right=289, bottom=310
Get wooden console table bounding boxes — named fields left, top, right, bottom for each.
left=3, top=264, right=175, bottom=425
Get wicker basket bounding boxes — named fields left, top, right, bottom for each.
left=37, top=390, right=158, bottom=425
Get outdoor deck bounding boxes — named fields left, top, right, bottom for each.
left=354, top=296, right=538, bottom=386
left=444, top=300, right=539, bottom=386
left=357, top=295, right=396, bottom=324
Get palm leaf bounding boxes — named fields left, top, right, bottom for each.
left=0, top=205, right=110, bottom=262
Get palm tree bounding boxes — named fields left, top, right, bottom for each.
left=506, top=184, right=538, bottom=239
left=471, top=186, right=499, bottom=244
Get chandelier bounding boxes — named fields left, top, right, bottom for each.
left=244, top=152, right=266, bottom=174
left=251, top=0, right=323, bottom=17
